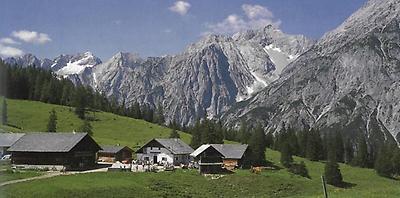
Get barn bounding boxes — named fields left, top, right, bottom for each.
left=0, top=133, right=25, bottom=157
left=98, top=145, right=133, bottom=163
left=190, top=144, right=249, bottom=174
left=136, top=138, right=194, bottom=166
left=8, top=132, right=101, bottom=170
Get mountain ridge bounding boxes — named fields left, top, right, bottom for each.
left=222, top=0, right=400, bottom=146
left=3, top=25, right=314, bottom=126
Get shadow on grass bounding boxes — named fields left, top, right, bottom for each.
left=331, top=181, right=357, bottom=189
left=341, top=181, right=357, bottom=188
left=265, top=160, right=283, bottom=171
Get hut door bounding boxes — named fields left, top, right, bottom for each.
left=153, top=155, right=157, bottom=163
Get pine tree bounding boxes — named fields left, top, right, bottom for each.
left=352, top=135, right=369, bottom=168
left=200, top=119, right=212, bottom=144
left=374, top=144, right=393, bottom=178
left=324, top=139, right=343, bottom=186
left=237, top=119, right=250, bottom=144
left=286, top=127, right=300, bottom=156
left=265, top=132, right=274, bottom=148
left=60, top=85, right=71, bottom=105
left=212, top=121, right=224, bottom=144
left=391, top=148, right=400, bottom=176
left=344, top=139, right=354, bottom=164
left=169, top=129, right=180, bottom=139
left=73, top=86, right=87, bottom=119
left=248, top=124, right=267, bottom=166
left=40, top=80, right=50, bottom=102
left=306, top=129, right=323, bottom=161
left=1, top=98, right=7, bottom=125
left=273, top=125, right=286, bottom=151
left=47, top=109, right=57, bottom=132
left=78, top=119, right=93, bottom=136
left=132, top=102, right=142, bottom=119
left=33, top=75, right=43, bottom=100
left=154, top=103, right=165, bottom=125
left=297, top=130, right=308, bottom=157
left=190, top=120, right=202, bottom=149
left=335, top=131, right=345, bottom=162
left=280, top=141, right=293, bottom=167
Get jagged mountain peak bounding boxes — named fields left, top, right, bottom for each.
left=319, top=0, right=400, bottom=53
left=106, top=52, right=143, bottom=68
left=222, top=0, right=400, bottom=146
left=4, top=53, right=42, bottom=68
left=53, top=52, right=101, bottom=76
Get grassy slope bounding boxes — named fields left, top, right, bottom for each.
left=1, top=99, right=191, bottom=149
left=0, top=171, right=42, bottom=183
left=1, top=149, right=399, bottom=198
left=1, top=99, right=400, bottom=197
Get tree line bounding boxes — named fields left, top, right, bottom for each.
left=1, top=61, right=165, bottom=126
left=272, top=125, right=400, bottom=185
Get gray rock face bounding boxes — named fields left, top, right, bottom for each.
left=222, top=0, right=400, bottom=145
left=3, top=52, right=101, bottom=76
left=4, top=54, right=43, bottom=68
left=76, top=27, right=313, bottom=125
left=2, top=26, right=313, bottom=127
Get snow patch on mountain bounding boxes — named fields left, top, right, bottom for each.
left=55, top=52, right=99, bottom=76
left=264, top=44, right=297, bottom=75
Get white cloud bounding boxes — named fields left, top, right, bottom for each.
left=169, top=1, right=191, bottom=16
left=205, top=4, right=281, bottom=35
left=12, top=30, right=51, bottom=44
left=0, top=37, right=20, bottom=45
left=0, top=44, right=24, bottom=57
left=242, top=4, right=273, bottom=19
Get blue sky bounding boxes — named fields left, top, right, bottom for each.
left=0, top=0, right=367, bottom=60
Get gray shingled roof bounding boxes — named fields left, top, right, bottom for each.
left=153, top=138, right=194, bottom=154
left=8, top=132, right=89, bottom=152
left=99, top=145, right=133, bottom=154
left=211, top=144, right=248, bottom=159
left=191, top=144, right=248, bottom=159
left=0, top=133, right=25, bottom=147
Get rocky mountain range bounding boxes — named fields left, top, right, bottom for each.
left=222, top=0, right=400, bottom=146
left=4, top=25, right=314, bottom=126
left=4, top=0, right=398, bottom=147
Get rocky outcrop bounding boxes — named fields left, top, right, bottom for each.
left=222, top=0, right=400, bottom=146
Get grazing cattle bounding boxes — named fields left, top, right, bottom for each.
left=250, top=166, right=263, bottom=174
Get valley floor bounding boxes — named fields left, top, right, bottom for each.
left=1, top=99, right=399, bottom=197
left=1, top=149, right=399, bottom=198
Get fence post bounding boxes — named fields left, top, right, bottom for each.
left=321, top=175, right=328, bottom=198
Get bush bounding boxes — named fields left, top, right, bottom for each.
left=288, top=161, right=310, bottom=178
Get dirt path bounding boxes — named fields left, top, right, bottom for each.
left=0, top=168, right=108, bottom=187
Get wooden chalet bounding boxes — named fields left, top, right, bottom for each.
left=0, top=133, right=24, bottom=157
left=98, top=145, right=133, bottom=163
left=136, top=138, right=194, bottom=165
left=190, top=144, right=249, bottom=174
left=8, top=132, right=101, bottom=170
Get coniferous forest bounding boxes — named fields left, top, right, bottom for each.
left=1, top=60, right=164, bottom=124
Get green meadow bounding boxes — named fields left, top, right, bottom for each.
left=0, top=99, right=399, bottom=197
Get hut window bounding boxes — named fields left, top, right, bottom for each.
left=162, top=157, right=167, bottom=161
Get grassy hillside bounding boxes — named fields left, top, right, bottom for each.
left=1, top=99, right=400, bottom=197
left=1, top=149, right=399, bottom=197
left=0, top=99, right=191, bottom=149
